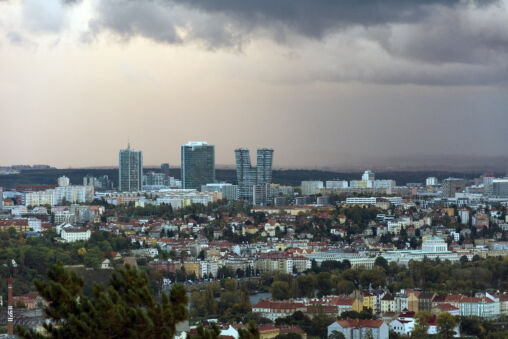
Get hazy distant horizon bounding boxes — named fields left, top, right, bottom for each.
left=17, top=153, right=508, bottom=174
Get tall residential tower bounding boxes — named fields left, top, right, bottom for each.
left=235, top=148, right=274, bottom=204
left=256, top=148, right=274, bottom=184
left=181, top=142, right=215, bottom=190
left=118, top=144, right=143, bottom=192
left=235, top=148, right=257, bottom=201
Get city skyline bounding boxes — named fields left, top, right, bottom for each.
left=1, top=1, right=508, bottom=169
left=3, top=2, right=508, bottom=337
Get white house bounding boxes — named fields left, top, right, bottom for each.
left=100, top=259, right=111, bottom=269
left=389, top=319, right=414, bottom=336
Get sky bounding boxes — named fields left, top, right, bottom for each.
left=1, top=0, right=507, bottom=169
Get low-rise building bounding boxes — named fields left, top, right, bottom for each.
left=61, top=227, right=91, bottom=242
left=252, top=300, right=307, bottom=321
left=328, top=319, right=389, bottom=339
left=460, top=296, right=499, bottom=319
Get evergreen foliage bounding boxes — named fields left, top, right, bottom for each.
left=17, top=262, right=188, bottom=338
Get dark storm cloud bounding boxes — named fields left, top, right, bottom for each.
left=88, top=1, right=485, bottom=47
left=167, top=0, right=466, bottom=38
left=89, top=0, right=501, bottom=44
left=27, top=0, right=508, bottom=86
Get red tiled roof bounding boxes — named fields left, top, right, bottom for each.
left=0, top=219, right=29, bottom=226
left=461, top=297, right=494, bottom=303
left=258, top=325, right=277, bottom=331
left=278, top=326, right=305, bottom=335
left=253, top=300, right=305, bottom=311
left=336, top=319, right=384, bottom=329
left=445, top=294, right=463, bottom=303
left=63, top=227, right=88, bottom=233
left=438, top=303, right=459, bottom=311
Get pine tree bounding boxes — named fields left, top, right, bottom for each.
left=17, top=261, right=188, bottom=338
left=238, top=321, right=260, bottom=339
left=188, top=323, right=221, bottom=339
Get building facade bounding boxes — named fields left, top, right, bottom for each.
left=256, top=148, right=274, bottom=184
left=119, top=144, right=143, bottom=192
left=328, top=320, right=388, bottom=339
left=235, top=148, right=274, bottom=204
left=181, top=142, right=215, bottom=190
left=442, top=178, right=466, bottom=198
left=201, top=183, right=239, bottom=201
left=492, top=178, right=508, bottom=198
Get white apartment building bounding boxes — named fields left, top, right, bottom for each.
left=25, top=185, right=94, bottom=207
left=326, top=180, right=349, bottom=189
left=346, top=197, right=402, bottom=206
left=28, top=218, right=41, bottom=232
left=61, top=227, right=91, bottom=243
left=301, top=181, right=324, bottom=195
left=155, top=189, right=220, bottom=209
left=362, top=170, right=375, bottom=181
left=58, top=176, right=70, bottom=187
left=373, top=180, right=396, bottom=189
left=201, top=183, right=239, bottom=201
left=204, top=261, right=219, bottom=278
left=426, top=177, right=438, bottom=186
left=460, top=296, right=500, bottom=319
left=459, top=209, right=470, bottom=224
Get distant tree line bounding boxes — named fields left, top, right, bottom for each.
left=0, top=168, right=489, bottom=188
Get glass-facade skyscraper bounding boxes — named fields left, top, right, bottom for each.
left=235, top=148, right=274, bottom=203
left=256, top=148, right=274, bottom=184
left=181, top=142, right=215, bottom=190
left=118, top=144, right=143, bottom=192
left=235, top=148, right=257, bottom=201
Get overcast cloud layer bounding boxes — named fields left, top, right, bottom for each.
left=3, top=0, right=507, bottom=86
left=83, top=0, right=508, bottom=86
left=0, top=0, right=507, bottom=169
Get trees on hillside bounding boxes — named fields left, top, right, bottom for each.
left=17, top=262, right=188, bottom=338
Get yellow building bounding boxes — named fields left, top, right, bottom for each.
left=182, top=199, right=192, bottom=208
left=258, top=325, right=280, bottom=339
left=442, top=208, right=455, bottom=217
left=352, top=298, right=363, bottom=312
left=242, top=225, right=259, bottom=235
left=275, top=243, right=286, bottom=252
left=407, top=291, right=420, bottom=313
left=362, top=292, right=376, bottom=311
left=381, top=294, right=395, bottom=313
left=0, top=220, right=29, bottom=233
left=183, top=261, right=201, bottom=278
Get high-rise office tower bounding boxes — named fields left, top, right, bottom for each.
left=118, top=144, right=143, bottom=192
left=235, top=148, right=257, bottom=201
left=235, top=148, right=274, bottom=203
left=256, top=148, right=274, bottom=184
left=181, top=142, right=215, bottom=190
